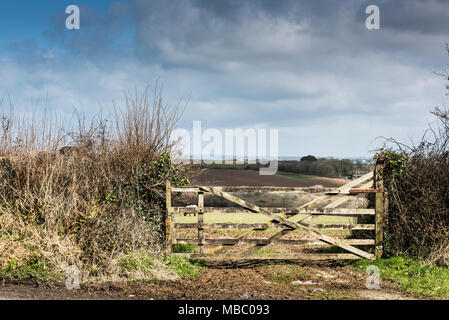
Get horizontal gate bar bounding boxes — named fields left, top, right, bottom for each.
left=306, top=224, right=375, bottom=230
left=294, top=208, right=375, bottom=216
left=173, top=253, right=361, bottom=260
left=172, top=186, right=376, bottom=195
left=175, top=223, right=273, bottom=229
left=174, top=238, right=375, bottom=246
left=349, top=189, right=385, bottom=193
left=171, top=186, right=340, bottom=193
left=174, top=223, right=375, bottom=230
left=173, top=207, right=375, bottom=216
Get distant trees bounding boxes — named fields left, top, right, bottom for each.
left=300, top=155, right=317, bottom=162
left=278, top=158, right=368, bottom=178
left=199, top=155, right=372, bottom=178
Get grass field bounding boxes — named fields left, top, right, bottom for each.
left=174, top=212, right=357, bottom=238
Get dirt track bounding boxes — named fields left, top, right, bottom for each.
left=190, top=169, right=347, bottom=187
left=0, top=263, right=415, bottom=300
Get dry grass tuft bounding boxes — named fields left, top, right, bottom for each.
left=0, top=86, right=190, bottom=283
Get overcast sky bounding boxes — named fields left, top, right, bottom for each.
left=1, top=0, right=448, bottom=158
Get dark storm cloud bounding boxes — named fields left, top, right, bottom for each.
left=192, top=0, right=449, bottom=34
left=377, top=0, right=449, bottom=34
left=33, top=0, right=449, bottom=70
left=130, top=0, right=448, bottom=71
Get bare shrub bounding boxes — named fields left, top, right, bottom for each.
left=373, top=47, right=449, bottom=263
left=377, top=107, right=449, bottom=263
left=0, top=86, right=190, bottom=281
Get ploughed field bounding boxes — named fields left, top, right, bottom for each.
left=190, top=169, right=347, bottom=187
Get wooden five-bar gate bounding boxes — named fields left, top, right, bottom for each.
left=164, top=162, right=386, bottom=261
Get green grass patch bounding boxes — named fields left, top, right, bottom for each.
left=118, top=252, right=153, bottom=274
left=275, top=171, right=318, bottom=179
left=171, top=244, right=196, bottom=253
left=164, top=256, right=204, bottom=277
left=0, top=256, right=62, bottom=283
left=353, top=257, right=449, bottom=298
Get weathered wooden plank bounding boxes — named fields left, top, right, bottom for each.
left=343, top=239, right=375, bottom=245
left=197, top=191, right=204, bottom=253
left=309, top=224, right=375, bottom=230
left=350, top=189, right=385, bottom=193
left=165, top=180, right=173, bottom=254
left=219, top=187, right=340, bottom=193
left=172, top=207, right=375, bottom=216
left=375, top=192, right=384, bottom=259
left=175, top=223, right=272, bottom=229
left=174, top=222, right=374, bottom=230
left=173, top=186, right=340, bottom=193
left=338, top=171, right=374, bottom=193
left=296, top=208, right=375, bottom=216
left=201, top=186, right=376, bottom=260
left=217, top=186, right=337, bottom=193
left=374, top=162, right=385, bottom=259
left=174, top=238, right=375, bottom=246
left=173, top=185, right=377, bottom=195
left=174, top=253, right=361, bottom=261
left=172, top=187, right=202, bottom=193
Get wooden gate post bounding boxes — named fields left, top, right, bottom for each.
left=374, top=161, right=385, bottom=259
left=165, top=180, right=173, bottom=254
left=197, top=191, right=205, bottom=253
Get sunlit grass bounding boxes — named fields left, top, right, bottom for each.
left=353, top=257, right=449, bottom=298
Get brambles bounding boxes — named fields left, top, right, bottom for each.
left=376, top=107, right=449, bottom=263
left=373, top=48, right=449, bottom=263
left=374, top=150, right=408, bottom=176
left=0, top=86, right=190, bottom=282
